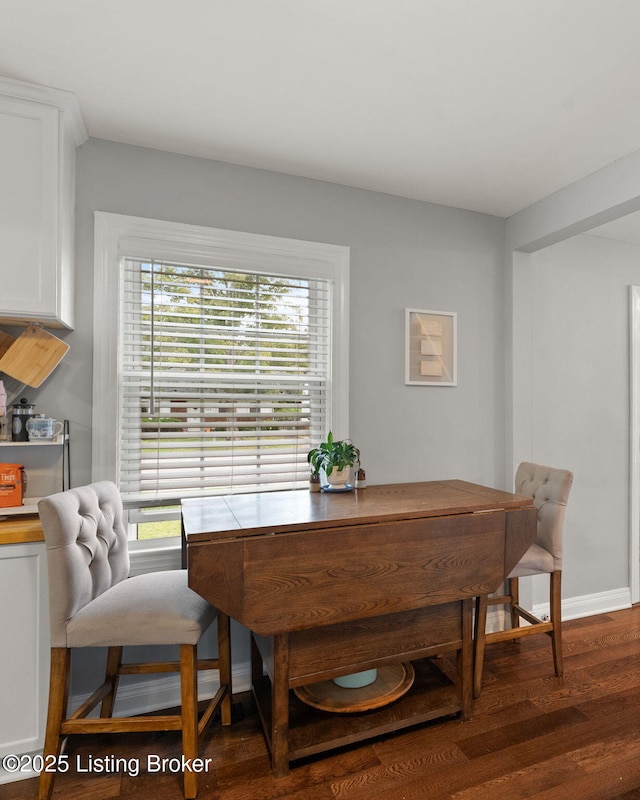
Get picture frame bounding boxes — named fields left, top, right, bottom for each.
left=405, top=308, right=457, bottom=386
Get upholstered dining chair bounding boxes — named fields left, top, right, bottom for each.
left=473, top=462, right=573, bottom=698
left=37, top=481, right=232, bottom=800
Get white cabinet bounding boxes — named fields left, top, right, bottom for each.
left=0, top=540, right=49, bottom=776
left=0, top=78, right=87, bottom=329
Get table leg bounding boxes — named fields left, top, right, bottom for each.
left=271, top=632, right=290, bottom=777
left=458, top=597, right=473, bottom=720
left=251, top=634, right=263, bottom=686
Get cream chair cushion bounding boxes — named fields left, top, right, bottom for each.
left=66, top=570, right=216, bottom=647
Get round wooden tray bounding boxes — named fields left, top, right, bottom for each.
left=294, top=663, right=415, bottom=713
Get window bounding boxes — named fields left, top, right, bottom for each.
left=93, top=213, right=349, bottom=540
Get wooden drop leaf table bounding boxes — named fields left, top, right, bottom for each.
left=183, top=480, right=537, bottom=776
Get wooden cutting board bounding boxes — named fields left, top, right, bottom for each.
left=0, top=330, right=15, bottom=360
left=0, top=325, right=69, bottom=387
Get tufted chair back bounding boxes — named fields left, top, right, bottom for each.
left=514, top=462, right=573, bottom=571
left=38, top=481, right=130, bottom=647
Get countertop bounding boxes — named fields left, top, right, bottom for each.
left=0, top=513, right=44, bottom=545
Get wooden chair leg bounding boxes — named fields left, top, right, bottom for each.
left=37, top=648, right=71, bottom=800
left=100, top=645, right=123, bottom=718
left=550, top=570, right=563, bottom=676
left=217, top=612, right=232, bottom=726
left=473, top=594, right=488, bottom=699
left=180, top=644, right=199, bottom=800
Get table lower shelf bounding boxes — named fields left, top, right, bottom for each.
left=253, top=657, right=461, bottom=764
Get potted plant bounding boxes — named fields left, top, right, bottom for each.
left=307, top=431, right=360, bottom=492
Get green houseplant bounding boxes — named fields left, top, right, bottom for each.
left=307, top=431, right=360, bottom=492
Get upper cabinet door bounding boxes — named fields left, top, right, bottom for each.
left=0, top=80, right=87, bottom=329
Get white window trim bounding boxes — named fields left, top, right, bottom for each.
left=92, top=212, right=350, bottom=512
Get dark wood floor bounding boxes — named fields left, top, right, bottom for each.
left=3, top=606, right=640, bottom=800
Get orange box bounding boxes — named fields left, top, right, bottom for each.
left=0, top=464, right=25, bottom=508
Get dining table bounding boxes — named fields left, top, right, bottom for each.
left=182, top=479, right=537, bottom=776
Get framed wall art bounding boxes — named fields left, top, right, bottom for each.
left=405, top=308, right=457, bottom=386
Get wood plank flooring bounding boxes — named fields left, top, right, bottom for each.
left=3, top=606, right=640, bottom=800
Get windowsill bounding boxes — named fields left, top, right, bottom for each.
left=128, top=537, right=182, bottom=576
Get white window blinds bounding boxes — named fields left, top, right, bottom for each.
left=120, top=259, right=331, bottom=500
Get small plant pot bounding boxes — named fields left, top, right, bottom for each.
left=320, top=466, right=354, bottom=492
left=333, top=669, right=378, bottom=689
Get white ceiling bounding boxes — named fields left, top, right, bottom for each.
left=3, top=0, right=640, bottom=219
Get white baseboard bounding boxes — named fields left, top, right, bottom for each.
left=540, top=586, right=632, bottom=621
left=485, top=585, right=632, bottom=633
left=71, top=660, right=253, bottom=720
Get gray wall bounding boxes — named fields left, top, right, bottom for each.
left=36, top=138, right=508, bottom=493
left=525, top=233, right=638, bottom=603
